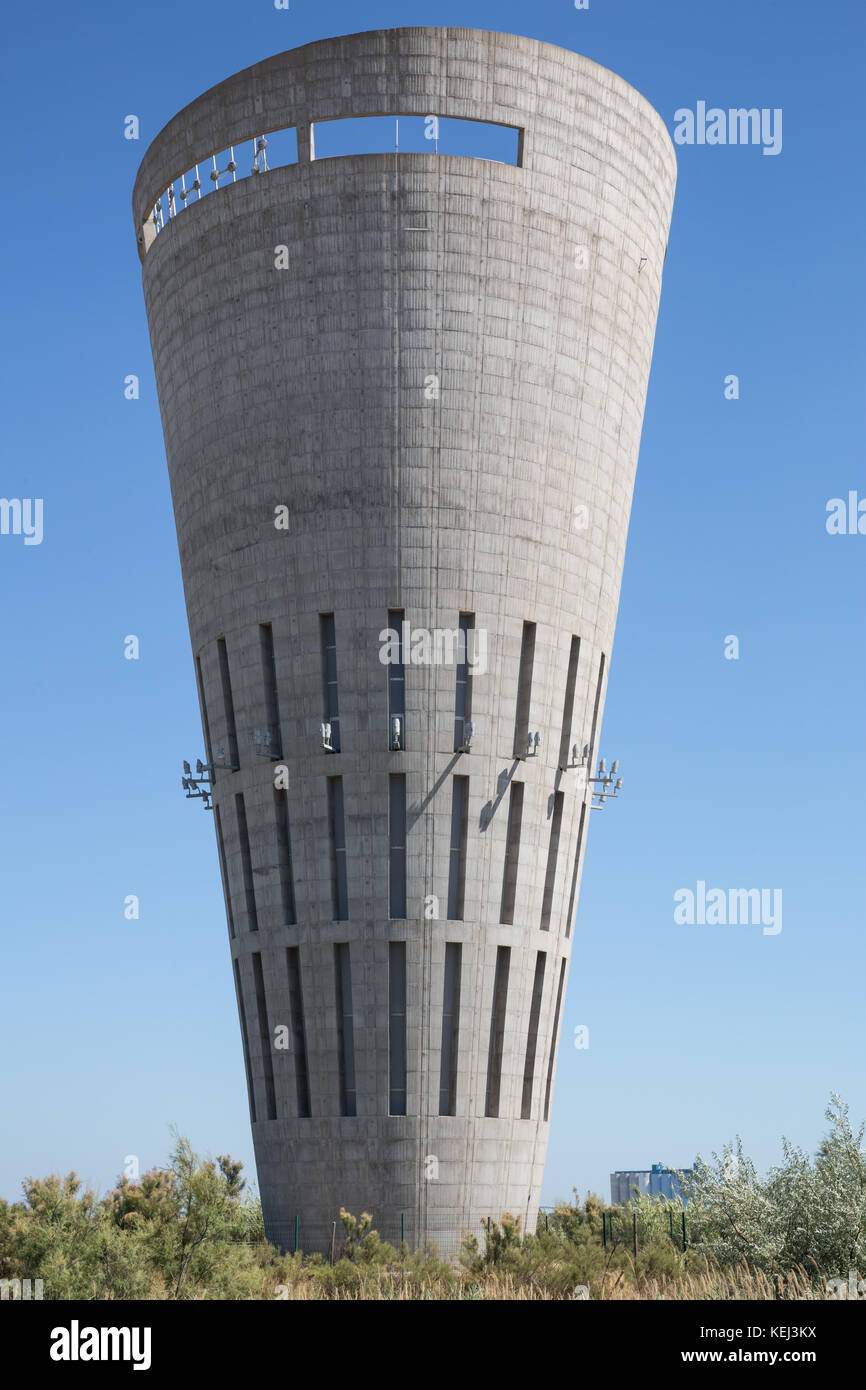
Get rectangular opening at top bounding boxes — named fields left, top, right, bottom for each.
left=311, top=115, right=522, bottom=166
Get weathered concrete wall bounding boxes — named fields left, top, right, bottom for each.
left=135, top=27, right=675, bottom=1254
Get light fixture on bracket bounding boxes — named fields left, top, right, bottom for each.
left=206, top=742, right=239, bottom=772
left=181, top=758, right=212, bottom=811
left=390, top=715, right=403, bottom=751
left=588, top=758, right=623, bottom=808
left=569, top=742, right=591, bottom=769
left=253, top=727, right=281, bottom=759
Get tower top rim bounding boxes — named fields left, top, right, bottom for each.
left=132, top=26, right=675, bottom=235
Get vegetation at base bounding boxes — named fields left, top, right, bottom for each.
left=0, top=1097, right=862, bottom=1300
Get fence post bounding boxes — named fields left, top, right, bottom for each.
left=602, top=1212, right=607, bottom=1249
left=401, top=1212, right=405, bottom=1247
left=632, top=1211, right=638, bottom=1258
left=294, top=1213, right=300, bottom=1255
left=329, top=1221, right=336, bottom=1266
left=682, top=1211, right=687, bottom=1252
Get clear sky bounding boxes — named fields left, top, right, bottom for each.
left=2, top=0, right=864, bottom=1213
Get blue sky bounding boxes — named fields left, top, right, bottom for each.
left=2, top=0, right=864, bottom=1214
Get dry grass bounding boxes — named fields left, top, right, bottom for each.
left=264, top=1260, right=824, bottom=1301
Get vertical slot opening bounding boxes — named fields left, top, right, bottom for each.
left=387, top=608, right=406, bottom=750
left=447, top=775, right=469, bottom=921
left=564, top=803, right=587, bottom=940
left=327, top=776, right=348, bottom=921
left=274, top=788, right=297, bottom=926
left=259, top=623, right=283, bottom=757
left=557, top=636, right=581, bottom=769
left=334, top=943, right=356, bottom=1117
left=286, top=947, right=311, bottom=1118
left=543, top=958, right=567, bottom=1122
left=388, top=941, right=407, bottom=1116
left=213, top=804, right=235, bottom=939
left=217, top=637, right=239, bottom=768
left=499, top=782, right=524, bottom=925
left=389, top=774, right=407, bottom=919
left=235, top=793, right=258, bottom=932
left=521, top=951, right=547, bottom=1120
left=439, top=943, right=462, bottom=1116
left=513, top=621, right=536, bottom=757
left=485, top=946, right=511, bottom=1118
left=233, top=959, right=256, bottom=1124
left=587, top=653, right=606, bottom=772
left=195, top=653, right=214, bottom=770
left=539, top=791, right=565, bottom=931
left=320, top=613, right=341, bottom=752
left=453, top=612, right=475, bottom=751
left=252, top=952, right=277, bottom=1121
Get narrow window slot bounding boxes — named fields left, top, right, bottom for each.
left=539, top=792, right=565, bottom=931
left=557, top=636, right=581, bottom=769
left=252, top=952, right=277, bottom=1121
left=439, top=944, right=462, bottom=1116
left=587, top=653, right=606, bottom=771
left=499, top=782, right=524, bottom=925
left=485, top=946, right=511, bottom=1118
left=286, top=947, right=311, bottom=1118
left=235, top=793, right=258, bottom=932
left=274, top=788, right=297, bottom=925
left=327, top=777, right=349, bottom=920
left=387, top=608, right=406, bottom=750
left=564, top=802, right=587, bottom=940
left=213, top=804, right=235, bottom=939
left=389, top=774, right=407, bottom=919
left=447, top=776, right=469, bottom=921
left=195, top=653, right=214, bottom=770
left=217, top=637, right=239, bottom=768
left=543, top=959, right=567, bottom=1122
left=388, top=942, right=407, bottom=1116
left=320, top=613, right=341, bottom=752
left=233, top=959, right=256, bottom=1124
left=521, top=952, right=547, bottom=1119
left=334, top=943, right=356, bottom=1117
left=513, top=621, right=536, bottom=757
left=259, top=623, right=282, bottom=756
left=453, top=612, right=474, bottom=751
